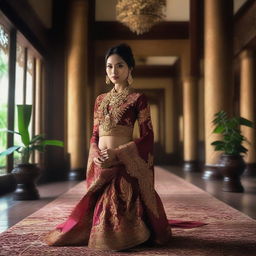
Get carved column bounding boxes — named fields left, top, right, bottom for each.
left=240, top=50, right=256, bottom=176
left=202, top=0, right=234, bottom=179
left=67, top=0, right=88, bottom=180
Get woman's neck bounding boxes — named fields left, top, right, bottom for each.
left=114, top=83, right=129, bottom=93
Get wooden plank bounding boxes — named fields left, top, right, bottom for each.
left=93, top=21, right=189, bottom=40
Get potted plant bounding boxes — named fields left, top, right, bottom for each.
left=0, top=104, right=64, bottom=200
left=211, top=110, right=254, bottom=192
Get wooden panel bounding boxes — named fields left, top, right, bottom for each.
left=93, top=21, right=189, bottom=40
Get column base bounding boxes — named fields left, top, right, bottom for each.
left=202, top=165, right=223, bottom=180
left=243, top=163, right=256, bottom=177
left=68, top=168, right=85, bottom=181
left=183, top=161, right=200, bottom=172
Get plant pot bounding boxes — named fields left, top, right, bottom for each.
left=218, top=154, right=246, bottom=192
left=11, top=163, right=40, bottom=200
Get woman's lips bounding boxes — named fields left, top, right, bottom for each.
left=112, top=76, right=119, bottom=79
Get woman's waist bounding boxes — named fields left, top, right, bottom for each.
left=98, top=136, right=132, bottom=150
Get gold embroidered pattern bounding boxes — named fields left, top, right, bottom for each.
left=116, top=142, right=159, bottom=218
left=138, top=104, right=151, bottom=124
left=86, top=143, right=98, bottom=178
left=88, top=180, right=150, bottom=250
left=97, top=88, right=140, bottom=132
left=99, top=124, right=133, bottom=138
left=120, top=177, right=133, bottom=209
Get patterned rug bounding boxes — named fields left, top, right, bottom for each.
left=0, top=167, right=256, bottom=256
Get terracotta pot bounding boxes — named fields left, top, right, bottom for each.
left=11, top=163, right=40, bottom=200
left=218, top=154, right=245, bottom=192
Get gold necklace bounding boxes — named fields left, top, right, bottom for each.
left=99, top=86, right=131, bottom=131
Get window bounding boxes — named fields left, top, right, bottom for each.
left=0, top=12, right=45, bottom=175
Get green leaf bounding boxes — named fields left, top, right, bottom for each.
left=40, top=140, right=64, bottom=147
left=30, top=134, right=44, bottom=144
left=0, top=129, right=20, bottom=135
left=213, top=126, right=225, bottom=133
left=239, top=117, right=254, bottom=127
left=0, top=146, right=22, bottom=157
left=17, top=105, right=32, bottom=146
left=238, top=145, right=248, bottom=153
left=211, top=141, right=224, bottom=146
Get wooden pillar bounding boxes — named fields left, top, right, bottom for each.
left=202, top=0, right=234, bottom=179
left=182, top=0, right=202, bottom=171
left=67, top=0, right=88, bottom=180
left=240, top=50, right=256, bottom=176
left=183, top=77, right=199, bottom=170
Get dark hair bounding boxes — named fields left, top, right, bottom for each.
left=105, top=43, right=135, bottom=69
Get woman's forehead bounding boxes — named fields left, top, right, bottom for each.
left=106, top=54, right=125, bottom=64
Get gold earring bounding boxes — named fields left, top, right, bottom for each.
left=106, top=75, right=111, bottom=85
left=127, top=73, right=133, bottom=85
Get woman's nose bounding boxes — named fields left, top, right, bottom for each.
left=112, top=66, right=118, bottom=74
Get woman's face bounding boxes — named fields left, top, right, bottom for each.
left=106, top=54, right=130, bottom=85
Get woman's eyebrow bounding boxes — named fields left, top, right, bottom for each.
left=106, top=62, right=124, bottom=65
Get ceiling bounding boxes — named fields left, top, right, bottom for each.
left=95, top=0, right=249, bottom=21
left=26, top=0, right=249, bottom=29
left=25, top=0, right=250, bottom=66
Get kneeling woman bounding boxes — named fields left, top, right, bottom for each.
left=45, top=43, right=171, bottom=250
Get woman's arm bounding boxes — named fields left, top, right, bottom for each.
left=115, top=93, right=154, bottom=166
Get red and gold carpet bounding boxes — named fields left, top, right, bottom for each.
left=0, top=167, right=256, bottom=255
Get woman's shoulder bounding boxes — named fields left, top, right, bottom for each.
left=131, top=90, right=148, bottom=103
left=129, top=88, right=146, bottom=99
left=95, top=92, right=107, bottom=102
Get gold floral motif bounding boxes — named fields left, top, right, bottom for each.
left=88, top=179, right=150, bottom=250
left=97, top=88, right=140, bottom=132
left=86, top=143, right=98, bottom=177
left=138, top=104, right=151, bottom=124
left=116, top=142, right=159, bottom=218
left=120, top=177, right=133, bottom=209
left=99, top=124, right=133, bottom=138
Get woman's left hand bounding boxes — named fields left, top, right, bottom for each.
left=99, top=148, right=117, bottom=163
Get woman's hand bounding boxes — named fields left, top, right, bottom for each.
left=93, top=148, right=119, bottom=168
left=100, top=148, right=117, bottom=162
left=93, top=155, right=106, bottom=166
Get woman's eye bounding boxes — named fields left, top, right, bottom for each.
left=118, top=64, right=124, bottom=68
left=106, top=66, right=112, bottom=69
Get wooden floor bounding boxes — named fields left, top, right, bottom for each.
left=0, top=165, right=256, bottom=234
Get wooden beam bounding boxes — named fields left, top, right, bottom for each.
left=134, top=65, right=176, bottom=77
left=234, top=0, right=256, bottom=55
left=93, top=21, right=189, bottom=40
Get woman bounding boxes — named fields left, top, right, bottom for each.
left=45, top=44, right=203, bottom=251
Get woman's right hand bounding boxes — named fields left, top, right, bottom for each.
left=93, top=156, right=105, bottom=166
